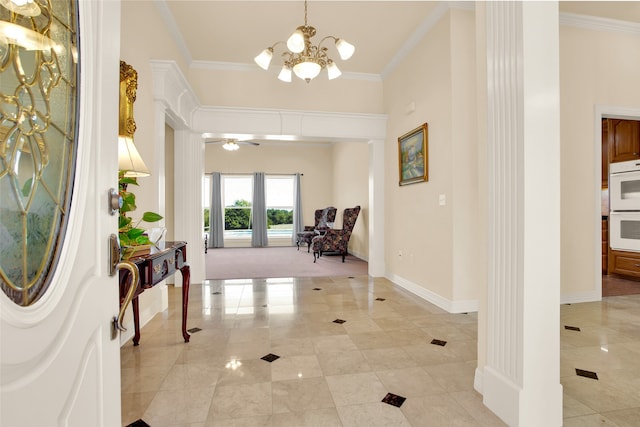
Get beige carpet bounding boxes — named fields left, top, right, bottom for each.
left=205, top=246, right=368, bottom=279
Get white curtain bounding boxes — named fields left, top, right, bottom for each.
left=251, top=172, right=268, bottom=247
left=209, top=172, right=224, bottom=248
left=292, top=173, right=303, bottom=245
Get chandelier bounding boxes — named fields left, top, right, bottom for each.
left=254, top=0, right=355, bottom=83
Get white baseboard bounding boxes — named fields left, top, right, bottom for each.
left=474, top=366, right=484, bottom=394
left=349, top=249, right=368, bottom=262
left=384, top=272, right=479, bottom=313
left=560, top=290, right=601, bottom=305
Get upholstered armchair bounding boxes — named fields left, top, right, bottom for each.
left=296, top=206, right=337, bottom=252
left=312, top=205, right=361, bottom=263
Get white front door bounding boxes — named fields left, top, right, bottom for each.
left=1, top=1, right=123, bottom=426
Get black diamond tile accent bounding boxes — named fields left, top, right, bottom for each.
left=333, top=319, right=346, bottom=324
left=576, top=368, right=598, bottom=380
left=212, top=291, right=221, bottom=295
left=348, top=276, right=355, bottom=279
left=187, top=327, right=202, bottom=333
left=261, top=353, right=280, bottom=363
left=564, top=325, right=581, bottom=331
left=382, top=393, right=406, bottom=408
left=313, top=288, right=322, bottom=291
left=375, top=298, right=386, bottom=301
left=431, top=339, right=447, bottom=347
left=127, top=420, right=151, bottom=427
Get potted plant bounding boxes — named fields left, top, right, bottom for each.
left=118, top=170, right=163, bottom=259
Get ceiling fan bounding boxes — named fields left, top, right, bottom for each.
left=204, top=138, right=260, bottom=151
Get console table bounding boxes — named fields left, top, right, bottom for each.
left=119, top=241, right=190, bottom=345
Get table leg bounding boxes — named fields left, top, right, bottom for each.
left=132, top=296, right=141, bottom=346
left=180, top=263, right=191, bottom=343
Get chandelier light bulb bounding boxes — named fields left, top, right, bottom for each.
left=335, top=39, right=355, bottom=60
left=222, top=141, right=240, bottom=151
left=286, top=28, right=305, bottom=53
left=293, top=61, right=321, bottom=82
left=278, top=65, right=292, bottom=82
left=254, top=48, right=273, bottom=70
left=327, top=60, right=341, bottom=80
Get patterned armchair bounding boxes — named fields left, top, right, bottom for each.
left=296, top=206, right=337, bottom=252
left=312, top=205, right=361, bottom=263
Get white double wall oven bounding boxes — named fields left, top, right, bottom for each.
left=609, top=159, right=640, bottom=252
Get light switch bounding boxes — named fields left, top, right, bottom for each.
left=439, top=194, right=446, bottom=206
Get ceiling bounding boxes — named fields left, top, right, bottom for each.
left=161, top=1, right=640, bottom=77
left=158, top=1, right=640, bottom=146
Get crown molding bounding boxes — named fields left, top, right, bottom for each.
left=190, top=60, right=382, bottom=82
left=154, top=0, right=192, bottom=65
left=560, top=12, right=640, bottom=36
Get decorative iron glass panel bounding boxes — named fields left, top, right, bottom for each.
left=0, top=0, right=79, bottom=305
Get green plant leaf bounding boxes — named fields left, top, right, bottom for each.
left=120, top=192, right=136, bottom=213
left=120, top=176, right=138, bottom=187
left=119, top=215, right=132, bottom=229
left=126, top=227, right=146, bottom=239
left=142, top=211, right=163, bottom=223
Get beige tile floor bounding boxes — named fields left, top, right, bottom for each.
left=121, top=276, right=640, bottom=426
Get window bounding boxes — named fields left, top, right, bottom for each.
left=203, top=174, right=211, bottom=236
left=266, top=176, right=294, bottom=239
left=223, top=175, right=253, bottom=239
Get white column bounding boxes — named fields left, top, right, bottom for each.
left=481, top=2, right=562, bottom=426
left=153, top=101, right=167, bottom=217
left=368, top=139, right=385, bottom=277
left=173, top=130, right=205, bottom=285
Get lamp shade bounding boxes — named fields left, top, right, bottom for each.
left=118, top=136, right=150, bottom=177
left=335, top=39, right=355, bottom=60
left=286, top=29, right=305, bottom=53
left=293, top=61, right=321, bottom=82
left=327, top=60, right=341, bottom=80
left=254, top=48, right=273, bottom=70
left=278, top=65, right=292, bottom=82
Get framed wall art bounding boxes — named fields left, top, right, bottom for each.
left=398, top=123, right=428, bottom=186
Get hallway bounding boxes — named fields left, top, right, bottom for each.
left=121, top=277, right=640, bottom=426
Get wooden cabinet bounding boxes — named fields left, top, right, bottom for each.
left=602, top=119, right=609, bottom=188
left=608, top=249, right=640, bottom=278
left=602, top=218, right=608, bottom=274
left=607, top=118, right=640, bottom=164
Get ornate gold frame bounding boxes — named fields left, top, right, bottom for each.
left=398, top=123, right=428, bottom=186
left=119, top=60, right=138, bottom=139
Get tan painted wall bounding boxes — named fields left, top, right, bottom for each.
left=331, top=142, right=369, bottom=259
left=120, top=1, right=189, bottom=218
left=187, top=67, right=384, bottom=114
left=383, top=13, right=456, bottom=300
left=560, top=25, right=640, bottom=295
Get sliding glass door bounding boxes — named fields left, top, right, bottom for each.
left=223, top=175, right=254, bottom=243
left=203, top=174, right=296, bottom=247
left=266, top=176, right=294, bottom=241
